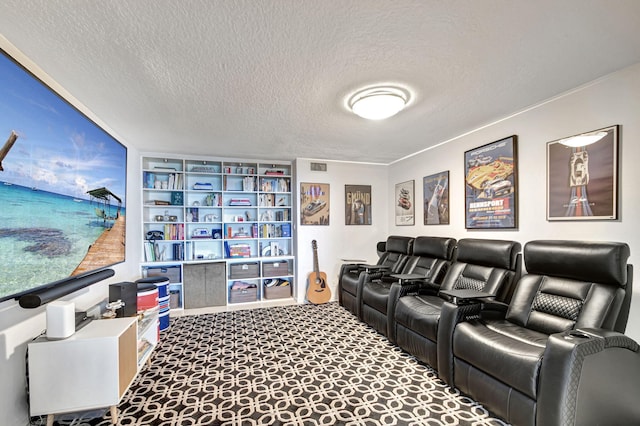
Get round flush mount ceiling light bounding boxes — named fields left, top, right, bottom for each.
left=348, top=86, right=411, bottom=120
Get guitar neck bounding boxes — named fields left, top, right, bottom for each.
left=312, top=240, right=320, bottom=275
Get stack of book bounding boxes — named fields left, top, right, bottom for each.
left=225, top=242, right=252, bottom=258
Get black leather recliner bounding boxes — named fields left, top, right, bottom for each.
left=338, top=240, right=387, bottom=308
left=338, top=236, right=413, bottom=317
left=438, top=240, right=635, bottom=426
left=360, top=236, right=457, bottom=341
left=393, top=238, right=521, bottom=370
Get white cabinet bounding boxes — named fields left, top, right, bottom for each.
left=141, top=154, right=295, bottom=310
left=28, top=316, right=157, bottom=425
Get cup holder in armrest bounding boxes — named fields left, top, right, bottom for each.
left=565, top=330, right=591, bottom=339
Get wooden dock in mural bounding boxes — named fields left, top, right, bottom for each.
left=72, top=215, right=126, bottom=276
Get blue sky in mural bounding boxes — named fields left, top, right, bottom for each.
left=0, top=52, right=126, bottom=202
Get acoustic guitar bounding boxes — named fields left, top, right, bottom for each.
left=307, top=239, right=331, bottom=304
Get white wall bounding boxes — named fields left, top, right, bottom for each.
left=388, top=63, right=640, bottom=341
left=294, top=159, right=388, bottom=301
left=0, top=37, right=144, bottom=426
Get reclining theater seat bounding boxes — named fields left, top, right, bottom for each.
left=360, top=236, right=457, bottom=341
left=441, top=240, right=633, bottom=426
left=338, top=236, right=413, bottom=317
left=338, top=240, right=386, bottom=308
left=394, top=238, right=521, bottom=370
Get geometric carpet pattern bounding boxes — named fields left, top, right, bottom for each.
left=43, top=303, right=508, bottom=425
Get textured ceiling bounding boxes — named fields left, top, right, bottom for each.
left=1, top=1, right=640, bottom=164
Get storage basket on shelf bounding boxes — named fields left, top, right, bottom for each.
left=229, top=281, right=258, bottom=303
left=229, top=263, right=259, bottom=279
left=263, top=278, right=291, bottom=299
left=262, top=261, right=290, bottom=277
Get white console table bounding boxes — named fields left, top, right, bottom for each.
left=28, top=315, right=157, bottom=425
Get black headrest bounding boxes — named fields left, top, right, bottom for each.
left=456, top=238, right=521, bottom=270
left=524, top=240, right=630, bottom=287
left=385, top=236, right=414, bottom=254
left=376, top=241, right=386, bottom=254
left=412, top=236, right=456, bottom=260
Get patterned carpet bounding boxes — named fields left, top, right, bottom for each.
left=41, top=303, right=507, bottom=426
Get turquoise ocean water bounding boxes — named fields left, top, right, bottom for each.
left=0, top=183, right=126, bottom=299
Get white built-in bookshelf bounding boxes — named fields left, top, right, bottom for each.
left=140, top=154, right=295, bottom=310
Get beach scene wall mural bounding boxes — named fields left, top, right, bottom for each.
left=0, top=50, right=127, bottom=302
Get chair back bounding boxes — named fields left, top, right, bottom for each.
left=382, top=236, right=414, bottom=274
left=440, top=238, right=522, bottom=302
left=376, top=241, right=387, bottom=259
left=401, top=236, right=457, bottom=283
left=506, top=240, right=631, bottom=334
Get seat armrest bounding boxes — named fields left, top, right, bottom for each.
left=417, top=280, right=441, bottom=295
left=361, top=264, right=390, bottom=273
left=390, top=273, right=429, bottom=284
left=386, top=281, right=422, bottom=343
left=340, top=259, right=367, bottom=264
left=342, top=263, right=363, bottom=272
left=439, top=289, right=496, bottom=305
left=478, top=300, right=509, bottom=320
left=537, top=329, right=640, bottom=425
left=436, top=301, right=484, bottom=385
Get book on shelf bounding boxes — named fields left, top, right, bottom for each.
left=260, top=178, right=289, bottom=192
left=260, top=223, right=288, bottom=238
left=170, top=191, right=183, bottom=205
left=144, top=242, right=154, bottom=261
left=193, top=182, right=213, bottom=190
left=242, top=176, right=256, bottom=192
left=163, top=223, right=184, bottom=240
left=144, top=239, right=184, bottom=262
left=190, top=165, right=218, bottom=173
left=225, top=241, right=252, bottom=258
left=259, top=193, right=274, bottom=206
left=172, top=243, right=184, bottom=261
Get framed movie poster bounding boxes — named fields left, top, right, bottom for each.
left=300, top=182, right=330, bottom=225
left=345, top=185, right=372, bottom=225
left=547, top=125, right=618, bottom=221
left=395, top=180, right=415, bottom=226
left=423, top=171, right=449, bottom=225
left=464, top=136, right=518, bottom=229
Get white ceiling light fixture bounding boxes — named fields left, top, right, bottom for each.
left=348, top=85, right=411, bottom=120
left=558, top=131, right=608, bottom=147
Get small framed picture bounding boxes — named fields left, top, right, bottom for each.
left=345, top=185, right=371, bottom=225
left=395, top=180, right=415, bottom=226
left=423, top=171, right=449, bottom=225
left=300, top=182, right=330, bottom=225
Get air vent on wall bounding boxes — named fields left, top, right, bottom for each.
left=310, top=162, right=327, bottom=172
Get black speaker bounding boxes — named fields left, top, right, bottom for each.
left=19, top=268, right=115, bottom=308
left=108, top=282, right=138, bottom=317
